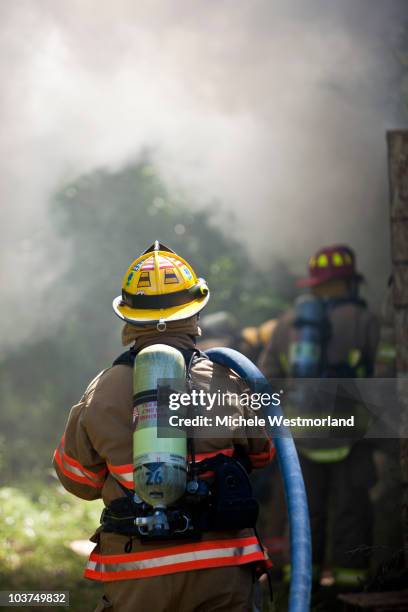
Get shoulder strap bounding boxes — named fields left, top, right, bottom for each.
left=113, top=347, right=138, bottom=367
left=113, top=346, right=203, bottom=371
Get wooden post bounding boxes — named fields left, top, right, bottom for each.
left=386, top=130, right=408, bottom=567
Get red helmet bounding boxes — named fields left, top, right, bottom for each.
left=297, top=245, right=364, bottom=288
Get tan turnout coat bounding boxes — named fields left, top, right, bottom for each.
left=53, top=345, right=274, bottom=584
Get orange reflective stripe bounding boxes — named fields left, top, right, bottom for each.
left=54, top=449, right=98, bottom=488
left=192, top=448, right=234, bottom=462
left=188, top=448, right=235, bottom=479
left=108, top=463, right=133, bottom=474
left=61, top=449, right=107, bottom=479
left=84, top=536, right=266, bottom=581
left=249, top=440, right=275, bottom=467
left=86, top=553, right=264, bottom=581
left=107, top=463, right=134, bottom=489
left=106, top=450, right=234, bottom=490
left=106, top=446, right=262, bottom=490
left=90, top=535, right=257, bottom=562
left=112, top=477, right=134, bottom=490
left=59, top=436, right=107, bottom=479
left=54, top=443, right=107, bottom=489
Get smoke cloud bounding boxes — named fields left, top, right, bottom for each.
left=0, top=0, right=406, bottom=348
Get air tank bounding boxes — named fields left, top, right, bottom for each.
left=133, top=344, right=187, bottom=508
left=289, top=294, right=328, bottom=378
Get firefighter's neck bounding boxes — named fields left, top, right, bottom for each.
left=134, top=333, right=196, bottom=353
left=311, top=279, right=352, bottom=299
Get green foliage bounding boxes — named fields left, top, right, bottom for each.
left=0, top=485, right=102, bottom=611
left=0, top=484, right=288, bottom=611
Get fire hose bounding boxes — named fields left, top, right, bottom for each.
left=206, top=347, right=312, bottom=612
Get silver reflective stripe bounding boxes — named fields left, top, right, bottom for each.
left=58, top=445, right=104, bottom=483
left=87, top=543, right=262, bottom=573
left=299, top=446, right=351, bottom=463
left=111, top=471, right=133, bottom=483
left=333, top=568, right=368, bottom=585
left=87, top=561, right=98, bottom=571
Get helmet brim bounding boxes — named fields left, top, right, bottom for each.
left=296, top=271, right=364, bottom=288
left=112, top=292, right=210, bottom=325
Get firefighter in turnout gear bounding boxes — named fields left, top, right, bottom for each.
left=53, top=242, right=274, bottom=612
left=258, top=245, right=380, bottom=588
left=197, top=311, right=277, bottom=363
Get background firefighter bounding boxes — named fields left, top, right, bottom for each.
left=198, top=311, right=277, bottom=364
left=53, top=241, right=274, bottom=612
left=258, top=244, right=380, bottom=590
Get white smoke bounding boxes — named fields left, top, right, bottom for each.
left=0, top=0, right=406, bottom=349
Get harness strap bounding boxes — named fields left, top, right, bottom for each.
left=113, top=346, right=203, bottom=370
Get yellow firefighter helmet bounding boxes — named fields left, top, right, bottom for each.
left=258, top=318, right=277, bottom=346
left=113, top=241, right=210, bottom=325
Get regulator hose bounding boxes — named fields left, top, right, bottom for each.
left=206, top=347, right=312, bottom=612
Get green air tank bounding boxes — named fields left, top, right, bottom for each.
left=133, top=344, right=187, bottom=508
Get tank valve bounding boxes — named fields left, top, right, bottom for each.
left=135, top=508, right=170, bottom=535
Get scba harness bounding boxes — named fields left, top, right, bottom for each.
left=102, top=449, right=259, bottom=543
left=100, top=347, right=259, bottom=542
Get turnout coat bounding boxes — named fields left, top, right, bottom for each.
left=53, top=343, right=274, bottom=583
